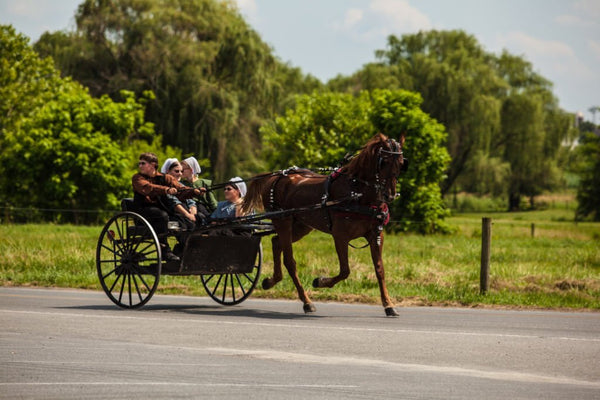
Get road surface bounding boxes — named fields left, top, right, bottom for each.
left=1, top=287, right=598, bottom=399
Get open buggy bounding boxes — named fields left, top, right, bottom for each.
left=96, top=198, right=274, bottom=308
left=96, top=134, right=407, bottom=316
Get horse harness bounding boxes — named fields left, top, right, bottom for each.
left=264, top=139, right=405, bottom=247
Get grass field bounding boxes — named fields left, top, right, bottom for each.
left=0, top=207, right=598, bottom=311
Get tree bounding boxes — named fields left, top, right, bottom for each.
left=0, top=25, right=155, bottom=223
left=574, top=132, right=600, bottom=221
left=35, top=0, right=321, bottom=181
left=495, top=52, right=574, bottom=210
left=262, top=89, right=451, bottom=233
left=589, top=106, right=600, bottom=125
left=362, top=30, right=506, bottom=195
left=328, top=30, right=574, bottom=210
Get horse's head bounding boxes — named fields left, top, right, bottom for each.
left=345, top=133, right=408, bottom=203
left=375, top=134, right=407, bottom=203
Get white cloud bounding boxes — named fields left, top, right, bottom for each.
left=589, top=39, right=600, bottom=62
left=368, top=0, right=432, bottom=32
left=557, top=1, right=600, bottom=28
left=574, top=0, right=600, bottom=18
left=499, top=31, right=594, bottom=81
left=233, top=0, right=258, bottom=24
left=333, top=0, right=431, bottom=42
left=343, top=8, right=364, bottom=29
left=555, top=14, right=587, bottom=27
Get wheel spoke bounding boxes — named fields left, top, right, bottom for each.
left=109, top=270, right=124, bottom=293
left=220, top=274, right=229, bottom=303
left=234, top=273, right=247, bottom=298
left=117, top=273, right=126, bottom=304
left=127, top=273, right=133, bottom=307
left=131, top=266, right=153, bottom=292
left=230, top=274, right=237, bottom=303
left=102, top=266, right=118, bottom=281
left=208, top=274, right=224, bottom=299
left=131, top=273, right=144, bottom=302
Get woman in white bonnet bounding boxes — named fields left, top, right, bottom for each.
left=160, top=158, right=179, bottom=174
left=158, top=158, right=198, bottom=231
left=180, top=156, right=218, bottom=218
left=210, top=177, right=247, bottom=219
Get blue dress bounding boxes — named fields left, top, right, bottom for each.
left=210, top=201, right=238, bottom=219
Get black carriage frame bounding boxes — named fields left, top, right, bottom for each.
left=95, top=201, right=274, bottom=309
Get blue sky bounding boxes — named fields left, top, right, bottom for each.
left=2, top=0, right=599, bottom=122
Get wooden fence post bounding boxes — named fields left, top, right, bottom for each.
left=480, top=217, right=492, bottom=294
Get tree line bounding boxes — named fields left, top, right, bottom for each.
left=1, top=0, right=598, bottom=226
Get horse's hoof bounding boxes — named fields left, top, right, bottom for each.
left=262, top=278, right=271, bottom=290
left=303, top=303, right=317, bottom=313
left=312, top=277, right=321, bottom=288
left=385, top=307, right=399, bottom=317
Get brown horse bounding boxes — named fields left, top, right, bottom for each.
left=241, top=133, right=406, bottom=316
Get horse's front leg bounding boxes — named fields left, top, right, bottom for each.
left=264, top=222, right=313, bottom=291
left=312, top=235, right=350, bottom=289
left=368, top=231, right=399, bottom=317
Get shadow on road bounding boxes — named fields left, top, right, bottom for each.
left=56, top=302, right=325, bottom=321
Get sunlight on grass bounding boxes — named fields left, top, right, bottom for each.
left=1, top=210, right=599, bottom=310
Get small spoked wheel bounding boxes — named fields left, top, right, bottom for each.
left=200, top=244, right=262, bottom=305
left=96, top=212, right=161, bottom=308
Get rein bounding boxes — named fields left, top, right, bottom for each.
left=204, top=166, right=307, bottom=192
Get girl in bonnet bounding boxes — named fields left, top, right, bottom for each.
left=210, top=177, right=248, bottom=220
left=180, top=156, right=218, bottom=220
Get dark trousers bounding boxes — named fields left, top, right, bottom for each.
left=134, top=205, right=170, bottom=246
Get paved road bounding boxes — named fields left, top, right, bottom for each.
left=1, top=287, right=599, bottom=399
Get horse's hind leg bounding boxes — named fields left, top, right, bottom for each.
left=274, top=219, right=316, bottom=313
left=263, top=222, right=312, bottom=291
left=368, top=232, right=399, bottom=317
left=262, top=234, right=284, bottom=290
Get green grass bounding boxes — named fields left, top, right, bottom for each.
left=1, top=208, right=598, bottom=310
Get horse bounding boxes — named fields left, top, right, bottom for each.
left=241, top=133, right=407, bottom=316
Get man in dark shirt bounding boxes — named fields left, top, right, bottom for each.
left=132, top=152, right=203, bottom=261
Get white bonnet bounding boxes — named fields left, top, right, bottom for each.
left=160, top=158, right=179, bottom=174
left=183, top=156, right=202, bottom=175
left=229, top=177, right=247, bottom=197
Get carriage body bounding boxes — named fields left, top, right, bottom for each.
left=96, top=199, right=270, bottom=309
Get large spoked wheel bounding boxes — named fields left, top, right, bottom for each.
left=96, top=212, right=161, bottom=308
left=200, top=244, right=262, bottom=305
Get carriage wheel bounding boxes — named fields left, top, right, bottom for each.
left=200, top=244, right=262, bottom=305
left=96, top=212, right=161, bottom=308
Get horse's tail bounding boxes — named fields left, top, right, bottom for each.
left=241, top=172, right=275, bottom=214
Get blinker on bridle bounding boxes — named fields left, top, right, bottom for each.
left=377, top=139, right=407, bottom=174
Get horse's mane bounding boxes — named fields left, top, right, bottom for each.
left=342, top=133, right=388, bottom=180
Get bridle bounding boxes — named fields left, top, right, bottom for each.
left=374, top=139, right=406, bottom=203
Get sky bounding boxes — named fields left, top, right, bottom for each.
left=2, top=0, right=599, bottom=122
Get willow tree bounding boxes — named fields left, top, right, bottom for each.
left=35, top=0, right=320, bottom=181
left=349, top=30, right=506, bottom=195
left=329, top=30, right=574, bottom=210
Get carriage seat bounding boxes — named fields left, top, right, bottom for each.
left=121, top=198, right=135, bottom=211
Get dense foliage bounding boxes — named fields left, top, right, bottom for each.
left=262, top=89, right=451, bottom=233
left=3, top=1, right=597, bottom=228
left=574, top=132, right=600, bottom=221
left=0, top=25, right=155, bottom=223
left=34, top=0, right=321, bottom=181
left=328, top=30, right=577, bottom=210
